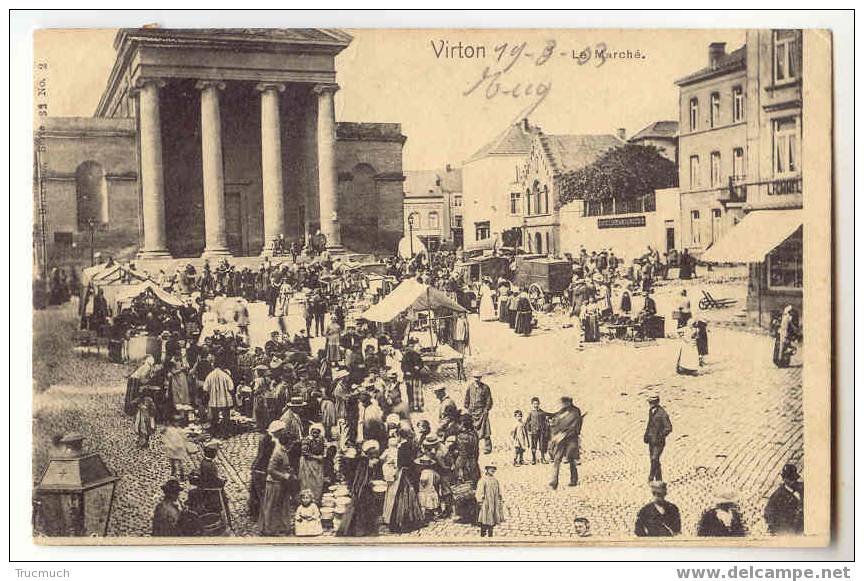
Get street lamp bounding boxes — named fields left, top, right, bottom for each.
left=34, top=433, right=119, bottom=537
left=408, top=213, right=416, bottom=256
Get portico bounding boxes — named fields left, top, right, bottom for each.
left=95, top=28, right=353, bottom=259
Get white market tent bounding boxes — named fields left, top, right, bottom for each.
left=359, top=279, right=467, bottom=323
left=701, top=209, right=802, bottom=264
left=114, top=280, right=185, bottom=311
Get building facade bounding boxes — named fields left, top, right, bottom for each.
left=403, top=170, right=452, bottom=250
left=675, top=42, right=749, bottom=255
left=461, top=119, right=536, bottom=251
left=700, top=29, right=804, bottom=327
left=34, top=28, right=406, bottom=272
left=518, top=132, right=623, bottom=256
left=438, top=165, right=463, bottom=249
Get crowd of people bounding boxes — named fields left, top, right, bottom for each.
left=41, top=237, right=805, bottom=540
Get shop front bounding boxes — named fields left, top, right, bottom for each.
left=701, top=208, right=803, bottom=329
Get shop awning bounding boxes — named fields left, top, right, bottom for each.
left=701, top=209, right=802, bottom=264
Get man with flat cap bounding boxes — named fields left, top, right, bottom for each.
left=764, top=463, right=804, bottom=535
left=644, top=395, right=673, bottom=482
left=634, top=481, right=681, bottom=537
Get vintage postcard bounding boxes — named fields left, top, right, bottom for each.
left=29, top=26, right=832, bottom=547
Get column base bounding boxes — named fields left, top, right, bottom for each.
left=200, top=247, right=233, bottom=260
left=325, top=244, right=347, bottom=255
left=136, top=248, right=173, bottom=260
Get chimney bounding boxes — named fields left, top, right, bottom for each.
left=522, top=118, right=530, bottom=131
left=709, top=42, right=726, bottom=68
left=445, top=163, right=452, bottom=172
left=616, top=128, right=626, bottom=140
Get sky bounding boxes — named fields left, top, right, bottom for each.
left=36, top=28, right=745, bottom=172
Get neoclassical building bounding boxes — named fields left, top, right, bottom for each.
left=35, top=28, right=406, bottom=268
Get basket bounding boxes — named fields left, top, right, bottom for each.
left=450, top=482, right=474, bottom=502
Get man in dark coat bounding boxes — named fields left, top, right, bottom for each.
left=548, top=396, right=582, bottom=489
left=463, top=372, right=494, bottom=454
left=764, top=463, right=804, bottom=535
left=644, top=395, right=672, bottom=482
left=635, top=481, right=681, bottom=536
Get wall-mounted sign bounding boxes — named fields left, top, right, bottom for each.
left=597, top=215, right=646, bottom=229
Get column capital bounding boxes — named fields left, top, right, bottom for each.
left=195, top=79, right=227, bottom=92
left=312, top=83, right=340, bottom=95
left=132, top=77, right=166, bottom=92
left=255, top=82, right=286, bottom=93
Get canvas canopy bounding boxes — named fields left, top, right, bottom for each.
left=88, top=263, right=150, bottom=286
left=359, top=279, right=467, bottom=323
left=114, top=280, right=185, bottom=310
left=701, top=209, right=802, bottom=264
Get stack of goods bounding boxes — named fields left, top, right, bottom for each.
left=320, top=492, right=336, bottom=529
left=329, top=484, right=352, bottom=531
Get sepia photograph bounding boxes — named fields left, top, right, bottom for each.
left=22, top=18, right=837, bottom=552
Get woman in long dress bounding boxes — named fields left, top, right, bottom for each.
left=125, top=355, right=155, bottom=415
left=166, top=357, right=192, bottom=409
left=514, top=291, right=533, bottom=336
left=258, top=433, right=299, bottom=536
left=772, top=305, right=798, bottom=368
left=338, top=440, right=384, bottom=536
left=676, top=320, right=701, bottom=375
left=381, top=429, right=424, bottom=533
left=298, top=424, right=326, bottom=501
left=478, top=281, right=497, bottom=321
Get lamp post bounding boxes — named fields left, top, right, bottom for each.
left=34, top=433, right=119, bottom=537
left=87, top=217, right=96, bottom=267
left=408, top=213, right=416, bottom=256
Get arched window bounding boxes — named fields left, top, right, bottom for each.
left=76, top=161, right=108, bottom=231
left=546, top=232, right=552, bottom=255
left=543, top=185, right=550, bottom=215
left=533, top=182, right=542, bottom=214
left=428, top=211, right=440, bottom=230
left=534, top=232, right=543, bottom=254
left=525, top=188, right=533, bottom=216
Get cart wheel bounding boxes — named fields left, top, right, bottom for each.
left=698, top=298, right=710, bottom=310
left=528, top=284, right=546, bottom=311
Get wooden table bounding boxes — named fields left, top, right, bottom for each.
left=421, top=344, right=465, bottom=380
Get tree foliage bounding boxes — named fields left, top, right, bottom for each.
left=557, top=144, right=678, bottom=208
left=501, top=227, right=522, bottom=248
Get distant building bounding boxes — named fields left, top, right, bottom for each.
left=628, top=120, right=679, bottom=163
left=438, top=164, right=463, bottom=248
left=461, top=118, right=537, bottom=251
left=675, top=42, right=749, bottom=256
left=403, top=170, right=450, bottom=251
left=518, top=131, right=623, bottom=256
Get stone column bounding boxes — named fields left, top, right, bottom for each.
left=256, top=82, right=287, bottom=256
left=314, top=83, right=342, bottom=250
left=135, top=78, right=171, bottom=258
left=196, top=80, right=231, bottom=258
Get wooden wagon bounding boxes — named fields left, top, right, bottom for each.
left=512, top=257, right=573, bottom=312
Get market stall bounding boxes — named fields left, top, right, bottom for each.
left=358, top=279, right=469, bottom=377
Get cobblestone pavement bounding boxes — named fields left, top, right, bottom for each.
left=32, top=275, right=802, bottom=541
